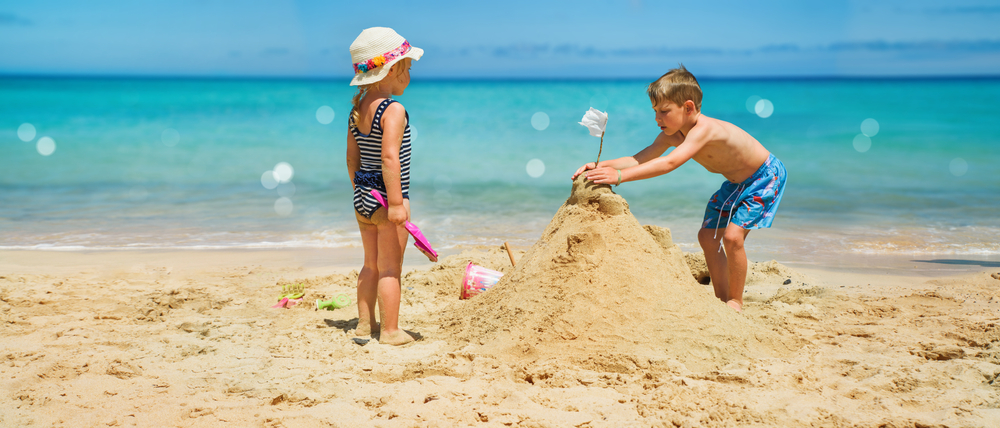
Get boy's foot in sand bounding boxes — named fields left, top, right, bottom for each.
left=379, top=329, right=415, bottom=346
left=726, top=300, right=742, bottom=312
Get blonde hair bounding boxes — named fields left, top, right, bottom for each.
left=349, top=61, right=405, bottom=125
left=349, top=85, right=373, bottom=125
left=646, top=64, right=702, bottom=111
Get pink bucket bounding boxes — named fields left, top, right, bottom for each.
left=460, top=262, right=503, bottom=299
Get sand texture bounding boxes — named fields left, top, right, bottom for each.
left=438, top=176, right=798, bottom=372
left=2, top=178, right=999, bottom=427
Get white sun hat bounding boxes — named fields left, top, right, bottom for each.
left=349, top=27, right=423, bottom=86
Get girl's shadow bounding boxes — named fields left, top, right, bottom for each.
left=322, top=318, right=357, bottom=333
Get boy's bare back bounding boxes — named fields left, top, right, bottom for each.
left=666, top=113, right=771, bottom=183
left=609, top=106, right=772, bottom=186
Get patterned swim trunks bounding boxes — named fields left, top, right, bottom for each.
left=702, top=154, right=786, bottom=230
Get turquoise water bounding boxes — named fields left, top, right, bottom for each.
left=2, top=76, right=999, bottom=262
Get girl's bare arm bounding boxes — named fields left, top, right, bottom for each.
left=380, top=102, right=408, bottom=224
left=346, top=128, right=361, bottom=187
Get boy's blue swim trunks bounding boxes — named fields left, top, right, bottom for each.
left=702, top=154, right=786, bottom=230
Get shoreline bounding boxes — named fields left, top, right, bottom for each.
left=0, top=248, right=450, bottom=277
left=4, top=247, right=997, bottom=279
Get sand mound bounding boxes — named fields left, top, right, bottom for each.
left=439, top=176, right=793, bottom=372
left=683, top=251, right=712, bottom=284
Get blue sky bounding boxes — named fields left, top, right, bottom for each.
left=2, top=0, right=998, bottom=78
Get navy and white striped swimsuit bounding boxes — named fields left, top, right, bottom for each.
left=350, top=98, right=411, bottom=219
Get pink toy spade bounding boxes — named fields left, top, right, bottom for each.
left=370, top=190, right=438, bottom=262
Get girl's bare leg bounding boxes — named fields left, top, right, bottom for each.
left=355, top=212, right=380, bottom=337
left=369, top=201, right=413, bottom=346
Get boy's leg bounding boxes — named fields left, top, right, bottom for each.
left=721, top=223, right=751, bottom=311
left=698, top=228, right=730, bottom=301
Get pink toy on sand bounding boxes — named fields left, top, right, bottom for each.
left=370, top=190, right=438, bottom=262
left=460, top=262, right=503, bottom=299
left=271, top=297, right=303, bottom=308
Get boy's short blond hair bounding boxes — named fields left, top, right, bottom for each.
left=647, top=65, right=702, bottom=111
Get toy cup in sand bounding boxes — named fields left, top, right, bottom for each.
left=460, top=262, right=503, bottom=299
left=316, top=294, right=351, bottom=311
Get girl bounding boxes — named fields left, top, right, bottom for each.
left=346, top=27, right=426, bottom=346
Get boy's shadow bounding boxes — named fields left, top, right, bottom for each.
left=322, top=318, right=423, bottom=341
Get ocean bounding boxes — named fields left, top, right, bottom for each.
left=2, top=76, right=999, bottom=267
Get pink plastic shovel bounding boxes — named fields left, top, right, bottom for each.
left=370, top=190, right=439, bottom=262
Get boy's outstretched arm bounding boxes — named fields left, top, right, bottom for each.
left=571, top=156, right=638, bottom=180
left=620, top=133, right=704, bottom=182
left=572, top=132, right=678, bottom=181
left=584, top=131, right=694, bottom=185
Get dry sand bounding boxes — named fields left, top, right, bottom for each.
left=3, top=180, right=1000, bottom=427
left=438, top=177, right=797, bottom=373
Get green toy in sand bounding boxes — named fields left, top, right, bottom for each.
left=316, top=294, right=352, bottom=311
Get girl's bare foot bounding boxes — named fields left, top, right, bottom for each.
left=354, top=321, right=376, bottom=338
left=379, top=329, right=415, bottom=346
left=726, top=300, right=742, bottom=312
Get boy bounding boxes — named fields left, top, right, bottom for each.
left=572, top=65, right=786, bottom=312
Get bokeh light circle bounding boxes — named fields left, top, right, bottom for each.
left=531, top=112, right=550, bottom=131
left=17, top=123, right=36, bottom=142
left=745, top=96, right=762, bottom=113
left=409, top=125, right=418, bottom=142
left=316, top=106, right=335, bottom=125
left=273, top=162, right=294, bottom=183
left=36, top=136, right=56, bottom=156
left=277, top=182, right=296, bottom=198
left=161, top=128, right=180, bottom=146
left=860, top=118, right=880, bottom=137
left=526, top=158, right=545, bottom=178
left=754, top=99, right=774, bottom=118
left=261, top=171, right=278, bottom=189
left=852, top=134, right=871, bottom=153
left=949, top=158, right=968, bottom=177
left=274, top=197, right=294, bottom=216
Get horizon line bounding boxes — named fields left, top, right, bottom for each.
left=3, top=72, right=1000, bottom=83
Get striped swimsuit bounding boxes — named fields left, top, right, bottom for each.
left=350, top=98, right=411, bottom=219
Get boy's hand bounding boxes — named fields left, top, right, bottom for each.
left=388, top=204, right=409, bottom=226
left=585, top=166, right=620, bottom=185
left=571, top=162, right=597, bottom=180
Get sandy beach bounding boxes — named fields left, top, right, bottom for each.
left=3, top=182, right=1000, bottom=428
left=4, top=4, right=1000, bottom=427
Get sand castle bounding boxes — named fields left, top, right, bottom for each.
left=440, top=176, right=793, bottom=372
